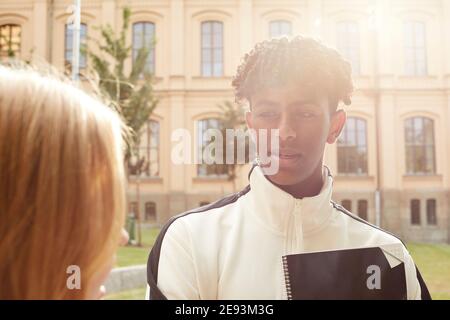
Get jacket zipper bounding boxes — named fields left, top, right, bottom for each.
left=282, top=200, right=301, bottom=300
left=282, top=255, right=292, bottom=300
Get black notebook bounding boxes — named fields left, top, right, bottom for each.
left=282, top=244, right=407, bottom=300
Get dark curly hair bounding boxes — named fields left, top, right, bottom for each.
left=232, top=36, right=354, bottom=111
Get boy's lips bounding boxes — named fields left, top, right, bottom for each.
left=269, top=150, right=303, bottom=168
left=270, top=149, right=302, bottom=157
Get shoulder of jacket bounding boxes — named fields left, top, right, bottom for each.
left=162, top=184, right=251, bottom=230
left=331, top=200, right=406, bottom=246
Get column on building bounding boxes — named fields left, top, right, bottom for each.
left=33, top=0, right=48, bottom=60
left=238, top=0, right=253, bottom=56
left=101, top=0, right=116, bottom=30
left=168, top=0, right=187, bottom=216
left=307, top=0, right=322, bottom=37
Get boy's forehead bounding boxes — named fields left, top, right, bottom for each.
left=250, top=85, right=326, bottom=106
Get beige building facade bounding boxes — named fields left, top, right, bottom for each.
left=1, top=0, right=450, bottom=243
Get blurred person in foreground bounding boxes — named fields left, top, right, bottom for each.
left=0, top=66, right=128, bottom=299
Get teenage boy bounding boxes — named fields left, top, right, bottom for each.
left=146, top=36, right=430, bottom=300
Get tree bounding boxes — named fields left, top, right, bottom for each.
left=86, top=7, right=158, bottom=246
left=87, top=7, right=158, bottom=158
left=217, top=100, right=249, bottom=192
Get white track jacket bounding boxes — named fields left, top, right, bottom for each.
left=146, top=165, right=431, bottom=300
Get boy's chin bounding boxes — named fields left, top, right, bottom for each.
left=265, top=169, right=303, bottom=186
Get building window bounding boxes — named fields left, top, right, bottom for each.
left=410, top=199, right=421, bottom=225
left=269, top=20, right=292, bottom=38
left=132, top=22, right=155, bottom=74
left=336, top=21, right=360, bottom=75
left=197, top=118, right=227, bottom=176
left=65, top=23, right=87, bottom=70
left=404, top=21, right=427, bottom=76
left=341, top=199, right=352, bottom=212
left=0, top=24, right=21, bottom=58
left=357, top=200, right=368, bottom=221
left=145, top=202, right=156, bottom=222
left=130, top=120, right=160, bottom=177
left=426, top=199, right=437, bottom=225
left=405, top=117, right=435, bottom=174
left=337, top=117, right=368, bottom=175
left=201, top=21, right=223, bottom=77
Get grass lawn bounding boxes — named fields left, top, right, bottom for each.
left=407, top=242, right=450, bottom=300
left=106, top=287, right=146, bottom=300
left=115, top=226, right=160, bottom=267
left=109, top=230, right=450, bottom=300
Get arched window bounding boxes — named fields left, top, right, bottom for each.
left=269, top=20, right=292, bottom=38
left=405, top=117, right=435, bottom=174
left=0, top=24, right=21, bottom=58
left=336, top=21, right=360, bottom=75
left=197, top=118, right=227, bottom=176
left=65, top=23, right=87, bottom=69
left=130, top=120, right=160, bottom=177
left=404, top=21, right=427, bottom=76
left=337, top=117, right=368, bottom=174
left=201, top=21, right=223, bottom=77
left=132, top=22, right=155, bottom=74
left=410, top=199, right=421, bottom=225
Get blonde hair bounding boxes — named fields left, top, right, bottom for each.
left=0, top=66, right=126, bottom=299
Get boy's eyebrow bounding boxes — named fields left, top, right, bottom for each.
left=253, top=100, right=279, bottom=108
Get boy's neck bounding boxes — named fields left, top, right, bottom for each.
left=270, top=164, right=325, bottom=199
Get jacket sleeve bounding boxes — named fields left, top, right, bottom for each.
left=146, top=218, right=200, bottom=300
left=403, top=247, right=431, bottom=300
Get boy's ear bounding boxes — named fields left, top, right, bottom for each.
left=327, top=109, right=346, bottom=144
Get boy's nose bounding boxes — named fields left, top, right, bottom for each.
left=278, top=115, right=296, bottom=141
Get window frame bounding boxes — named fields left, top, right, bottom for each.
left=404, top=116, right=436, bottom=175
left=404, top=21, right=427, bottom=76
left=201, top=20, right=224, bottom=77
left=130, top=120, right=160, bottom=178
left=357, top=199, right=368, bottom=221
left=144, top=201, right=157, bottom=222
left=341, top=199, right=352, bottom=212
left=426, top=198, right=437, bottom=226
left=337, top=117, right=368, bottom=175
left=132, top=21, right=156, bottom=75
left=0, top=24, right=21, bottom=58
left=196, top=117, right=227, bottom=177
left=410, top=198, right=421, bottom=225
left=336, top=20, right=360, bottom=75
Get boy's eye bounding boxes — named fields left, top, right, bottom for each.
left=258, top=112, right=278, bottom=118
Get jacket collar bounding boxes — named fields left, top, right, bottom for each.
left=247, top=164, right=334, bottom=235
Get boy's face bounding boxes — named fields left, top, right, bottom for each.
left=246, top=85, right=346, bottom=186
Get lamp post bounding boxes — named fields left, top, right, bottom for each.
left=71, top=0, right=81, bottom=82
left=369, top=5, right=382, bottom=227
left=129, top=154, right=143, bottom=247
